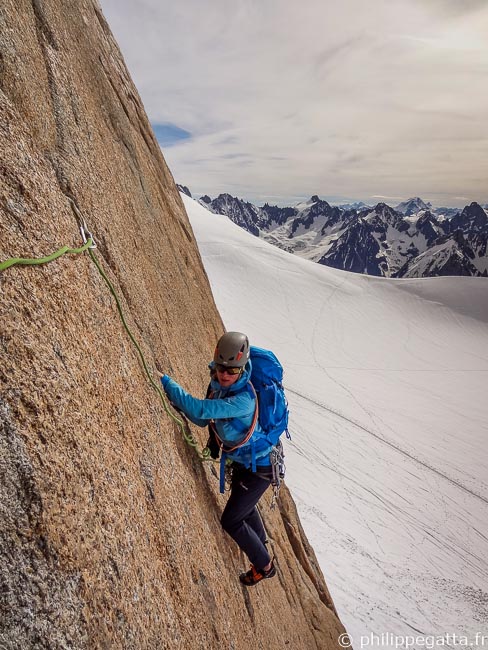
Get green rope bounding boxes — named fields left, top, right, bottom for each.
left=0, top=234, right=212, bottom=462
left=0, top=240, right=94, bottom=272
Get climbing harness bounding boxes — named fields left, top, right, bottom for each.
left=0, top=200, right=212, bottom=462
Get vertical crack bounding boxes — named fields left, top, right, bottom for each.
left=31, top=0, right=65, bottom=151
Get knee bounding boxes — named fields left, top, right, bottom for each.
left=221, top=509, right=239, bottom=534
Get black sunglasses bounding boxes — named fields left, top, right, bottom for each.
left=215, top=364, right=242, bottom=375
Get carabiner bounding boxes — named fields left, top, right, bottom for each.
left=80, top=220, right=97, bottom=249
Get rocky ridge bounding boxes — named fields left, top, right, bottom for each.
left=199, top=193, right=488, bottom=278
left=0, top=2, right=345, bottom=648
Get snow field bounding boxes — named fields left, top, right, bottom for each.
left=183, top=194, right=488, bottom=646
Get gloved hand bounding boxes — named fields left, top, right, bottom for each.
left=206, top=434, right=220, bottom=460
left=160, top=374, right=171, bottom=389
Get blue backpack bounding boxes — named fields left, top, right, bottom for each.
left=249, top=346, right=289, bottom=446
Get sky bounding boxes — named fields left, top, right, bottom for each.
left=184, top=192, right=488, bottom=645
left=99, top=0, right=488, bottom=208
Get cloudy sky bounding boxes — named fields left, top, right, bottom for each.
left=99, top=0, right=488, bottom=207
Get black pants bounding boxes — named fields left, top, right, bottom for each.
left=220, top=464, right=272, bottom=570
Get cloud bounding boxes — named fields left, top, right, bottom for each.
left=99, top=0, right=488, bottom=207
left=371, top=195, right=406, bottom=201
left=416, top=0, right=488, bottom=17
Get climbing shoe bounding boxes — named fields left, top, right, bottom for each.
left=239, top=560, right=276, bottom=587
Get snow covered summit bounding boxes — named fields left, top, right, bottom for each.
left=395, top=196, right=432, bottom=215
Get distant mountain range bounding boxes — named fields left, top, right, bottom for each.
left=177, top=186, right=488, bottom=278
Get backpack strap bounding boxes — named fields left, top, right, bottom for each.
left=209, top=381, right=259, bottom=453
left=219, top=451, right=228, bottom=494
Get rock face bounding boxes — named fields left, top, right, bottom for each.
left=0, top=2, right=345, bottom=648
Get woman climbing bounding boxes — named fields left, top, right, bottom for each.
left=160, top=331, right=277, bottom=586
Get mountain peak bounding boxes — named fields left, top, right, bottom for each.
left=451, top=201, right=488, bottom=232
left=395, top=197, right=431, bottom=215
left=176, top=184, right=192, bottom=198
left=462, top=201, right=486, bottom=217
left=372, top=202, right=397, bottom=215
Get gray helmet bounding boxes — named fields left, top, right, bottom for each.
left=214, top=331, right=250, bottom=367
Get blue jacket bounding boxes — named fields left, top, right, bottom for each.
left=162, top=360, right=271, bottom=467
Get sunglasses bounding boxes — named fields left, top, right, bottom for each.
left=215, top=364, right=242, bottom=375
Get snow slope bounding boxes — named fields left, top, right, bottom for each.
left=183, top=194, right=488, bottom=646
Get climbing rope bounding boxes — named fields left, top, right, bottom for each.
left=0, top=240, right=94, bottom=271
left=85, top=244, right=211, bottom=460
left=0, top=205, right=212, bottom=462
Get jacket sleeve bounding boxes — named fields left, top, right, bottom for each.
left=163, top=378, right=255, bottom=427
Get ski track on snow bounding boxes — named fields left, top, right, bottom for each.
left=286, top=385, right=488, bottom=507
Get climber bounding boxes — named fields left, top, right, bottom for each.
left=160, top=331, right=276, bottom=586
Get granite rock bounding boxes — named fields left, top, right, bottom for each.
left=0, top=2, right=346, bottom=648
